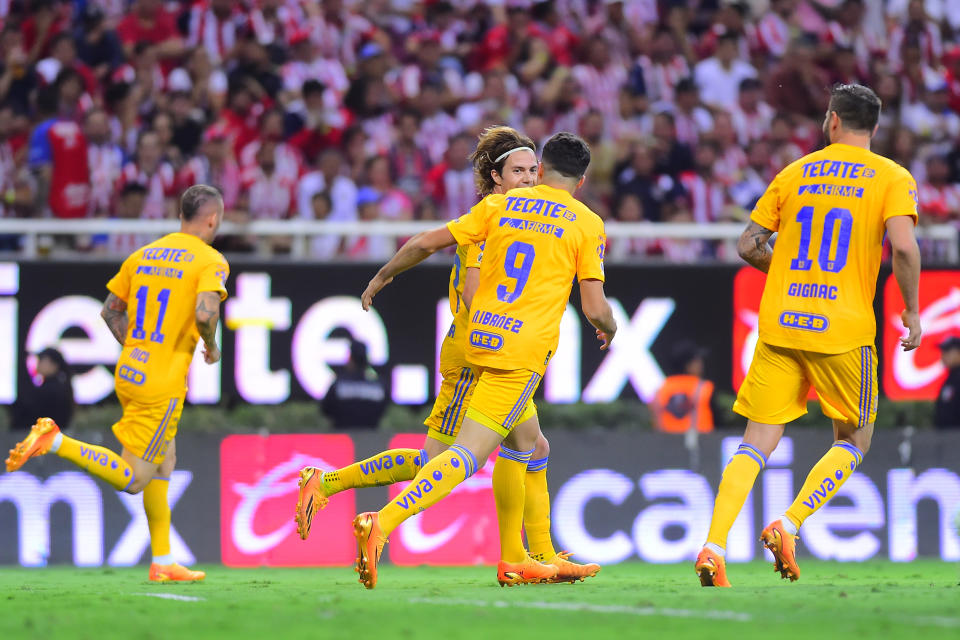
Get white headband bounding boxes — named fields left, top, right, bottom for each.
left=494, top=146, right=535, bottom=163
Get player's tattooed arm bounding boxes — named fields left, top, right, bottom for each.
left=737, top=221, right=775, bottom=273
left=195, top=291, right=222, bottom=364
left=100, top=293, right=128, bottom=345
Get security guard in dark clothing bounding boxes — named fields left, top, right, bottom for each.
left=10, top=347, right=74, bottom=430
left=934, top=336, right=960, bottom=429
left=321, top=339, right=388, bottom=429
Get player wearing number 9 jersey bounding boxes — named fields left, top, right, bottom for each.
left=696, top=84, right=923, bottom=589
left=353, top=133, right=617, bottom=589
left=6, top=185, right=228, bottom=582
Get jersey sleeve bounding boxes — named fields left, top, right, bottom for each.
left=750, top=170, right=784, bottom=231
left=882, top=167, right=919, bottom=225
left=465, top=243, right=483, bottom=269
left=197, top=253, right=230, bottom=301
left=105, top=254, right=134, bottom=301
left=447, top=195, right=503, bottom=245
left=577, top=217, right=606, bottom=282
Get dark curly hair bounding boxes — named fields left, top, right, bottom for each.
left=469, top=125, right=537, bottom=196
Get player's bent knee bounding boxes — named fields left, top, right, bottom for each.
left=533, top=434, right=549, bottom=459
left=124, top=476, right=150, bottom=495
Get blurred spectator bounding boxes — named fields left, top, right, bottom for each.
left=11, top=347, right=73, bottom=431
left=670, top=78, right=712, bottom=146
left=179, top=124, right=241, bottom=211
left=573, top=37, right=627, bottom=123
left=694, top=32, right=757, bottom=111
left=298, top=148, right=357, bottom=224
left=241, top=140, right=295, bottom=253
left=186, top=0, right=248, bottom=66
left=116, top=0, right=184, bottom=61
left=417, top=82, right=461, bottom=164
left=917, top=155, right=960, bottom=222
left=85, top=108, right=124, bottom=218
left=321, top=338, right=387, bottom=430
left=651, top=111, right=694, bottom=178
left=240, top=109, right=302, bottom=182
left=0, top=25, right=38, bottom=115
left=0, top=104, right=16, bottom=219
left=901, top=74, right=960, bottom=150
left=766, top=36, right=829, bottom=120
left=934, top=336, right=960, bottom=429
left=425, top=133, right=474, bottom=220
left=346, top=186, right=393, bottom=260
left=366, top=155, right=413, bottom=221
left=116, top=129, right=176, bottom=219
left=632, top=27, right=689, bottom=105
left=615, top=143, right=681, bottom=223
left=93, top=182, right=151, bottom=255
left=388, top=109, right=432, bottom=202
left=679, top=141, right=728, bottom=224
left=650, top=340, right=715, bottom=434
left=74, top=5, right=124, bottom=84
left=755, top=0, right=796, bottom=60
left=37, top=33, right=97, bottom=98
left=28, top=84, right=90, bottom=219
left=731, top=140, right=774, bottom=210
left=307, top=191, right=340, bottom=259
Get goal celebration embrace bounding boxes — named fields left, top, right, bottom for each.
left=0, top=0, right=957, bottom=627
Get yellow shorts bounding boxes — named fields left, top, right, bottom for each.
left=465, top=367, right=541, bottom=438
left=734, top=340, right=878, bottom=427
left=112, top=393, right=184, bottom=464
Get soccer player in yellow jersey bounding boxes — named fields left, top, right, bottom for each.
left=6, top=185, right=229, bottom=582
left=696, top=84, right=922, bottom=587
left=295, top=127, right=600, bottom=582
left=354, top=132, right=617, bottom=589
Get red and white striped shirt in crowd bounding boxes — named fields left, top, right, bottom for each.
left=307, top=11, right=376, bottom=70
left=917, top=181, right=960, bottom=220
left=888, top=22, right=943, bottom=71
left=239, top=139, right=303, bottom=183
left=242, top=166, right=296, bottom=220
left=87, top=143, right=124, bottom=216
left=186, top=2, right=247, bottom=66
left=730, top=102, right=776, bottom=146
left=425, top=163, right=475, bottom=221
left=673, top=107, right=713, bottom=146
left=419, top=112, right=462, bottom=165
left=714, top=146, right=748, bottom=187
left=115, top=161, right=176, bottom=219
left=634, top=55, right=689, bottom=104
left=281, top=58, right=349, bottom=98
left=755, top=12, right=791, bottom=58
left=572, top=62, right=628, bottom=122
left=177, top=155, right=241, bottom=210
left=249, top=4, right=302, bottom=47
left=823, top=20, right=884, bottom=71
left=679, top=171, right=728, bottom=224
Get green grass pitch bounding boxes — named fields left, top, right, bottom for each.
left=0, top=561, right=958, bottom=640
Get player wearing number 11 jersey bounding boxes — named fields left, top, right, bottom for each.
left=696, top=84, right=923, bottom=587
left=6, top=185, right=229, bottom=582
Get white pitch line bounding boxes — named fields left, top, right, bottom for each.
left=409, top=597, right=752, bottom=622
left=133, top=593, right=206, bottom=602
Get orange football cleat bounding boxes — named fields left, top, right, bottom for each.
left=6, top=418, right=60, bottom=472
left=695, top=547, right=731, bottom=587
left=544, top=551, right=600, bottom=583
left=760, top=519, right=801, bottom=582
left=295, top=467, right=330, bottom=541
left=497, top=555, right=559, bottom=587
left=353, top=512, right=387, bottom=590
left=149, top=563, right=206, bottom=582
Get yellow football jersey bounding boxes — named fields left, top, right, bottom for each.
left=752, top=143, right=918, bottom=353
left=106, top=232, right=229, bottom=401
left=447, top=183, right=606, bottom=374
left=447, top=243, right=483, bottom=317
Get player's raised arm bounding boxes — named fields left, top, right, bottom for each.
left=886, top=215, right=922, bottom=351
left=100, top=292, right=128, bottom=345
left=196, top=291, right=222, bottom=364
left=361, top=226, right=458, bottom=311
left=736, top=220, right=776, bottom=273
left=579, top=279, right=617, bottom=350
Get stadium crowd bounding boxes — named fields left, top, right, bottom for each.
left=0, top=0, right=957, bottom=260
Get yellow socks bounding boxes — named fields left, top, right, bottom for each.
left=523, top=457, right=556, bottom=562
left=52, top=433, right=134, bottom=491
left=493, top=446, right=534, bottom=563
left=706, top=443, right=766, bottom=550
left=321, top=448, right=427, bottom=495
left=378, top=444, right=477, bottom=536
left=784, top=441, right=863, bottom=531
left=143, top=477, right=172, bottom=564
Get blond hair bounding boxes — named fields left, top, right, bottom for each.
left=469, top=126, right=537, bottom=196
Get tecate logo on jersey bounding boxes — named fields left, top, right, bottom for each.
left=883, top=271, right=960, bottom=400
left=386, top=434, right=500, bottom=566
left=220, top=434, right=356, bottom=566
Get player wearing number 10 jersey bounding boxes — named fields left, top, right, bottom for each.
left=6, top=185, right=229, bottom=582
left=696, top=84, right=923, bottom=588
